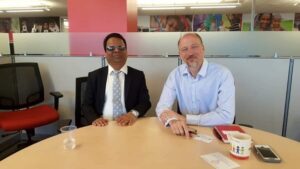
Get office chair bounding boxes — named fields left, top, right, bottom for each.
left=0, top=62, right=63, bottom=145
left=75, top=76, right=88, bottom=127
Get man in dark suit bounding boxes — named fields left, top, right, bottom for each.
left=83, top=33, right=151, bottom=126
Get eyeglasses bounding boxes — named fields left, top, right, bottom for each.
left=179, top=44, right=202, bottom=54
left=106, top=46, right=126, bottom=52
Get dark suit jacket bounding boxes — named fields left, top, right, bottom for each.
left=82, top=66, right=151, bottom=124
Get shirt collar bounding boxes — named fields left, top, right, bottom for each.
left=182, top=59, right=208, bottom=78
left=108, top=64, right=128, bottom=75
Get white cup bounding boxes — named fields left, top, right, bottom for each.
left=60, top=125, right=77, bottom=150
left=228, top=132, right=252, bottom=159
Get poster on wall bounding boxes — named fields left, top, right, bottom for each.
left=294, top=13, right=300, bottom=31
left=193, top=14, right=242, bottom=32
left=254, top=13, right=293, bottom=31
left=240, top=13, right=294, bottom=31
left=150, top=15, right=192, bottom=32
left=0, top=18, right=11, bottom=33
left=19, top=17, right=60, bottom=33
left=193, top=14, right=224, bottom=31
left=222, top=14, right=243, bottom=31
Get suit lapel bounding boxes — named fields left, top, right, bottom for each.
left=124, top=67, right=132, bottom=101
left=99, top=67, right=108, bottom=102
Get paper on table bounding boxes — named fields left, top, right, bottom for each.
left=193, top=134, right=215, bottom=143
left=201, top=152, right=240, bottom=169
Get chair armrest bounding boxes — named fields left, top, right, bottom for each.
left=50, top=91, right=63, bottom=98
left=239, top=123, right=253, bottom=128
left=50, top=91, right=63, bottom=110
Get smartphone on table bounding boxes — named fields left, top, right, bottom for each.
left=254, top=144, right=281, bottom=163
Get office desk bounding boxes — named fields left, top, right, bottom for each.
left=0, top=117, right=299, bottom=169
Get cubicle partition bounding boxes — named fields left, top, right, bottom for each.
left=10, top=32, right=300, bottom=57
left=127, top=57, right=178, bottom=116
left=2, top=32, right=300, bottom=141
left=208, top=58, right=289, bottom=136
left=287, top=58, right=300, bottom=141
left=13, top=33, right=69, bottom=55
left=0, top=56, right=12, bottom=64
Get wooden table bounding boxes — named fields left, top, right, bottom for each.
left=0, top=117, right=299, bottom=169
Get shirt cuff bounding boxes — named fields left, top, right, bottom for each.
left=130, top=109, right=139, bottom=117
left=186, top=114, right=199, bottom=125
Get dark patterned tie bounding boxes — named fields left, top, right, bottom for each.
left=112, top=71, right=123, bottom=119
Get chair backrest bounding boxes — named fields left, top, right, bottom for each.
left=75, top=76, right=88, bottom=127
left=0, top=63, right=44, bottom=110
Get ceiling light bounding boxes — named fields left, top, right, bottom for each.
left=138, top=0, right=222, bottom=5
left=6, top=9, right=44, bottom=13
left=0, top=0, right=49, bottom=8
left=0, top=0, right=51, bottom=13
left=190, top=2, right=240, bottom=9
left=191, top=5, right=237, bottom=9
left=142, top=7, right=186, bottom=10
left=138, top=0, right=241, bottom=10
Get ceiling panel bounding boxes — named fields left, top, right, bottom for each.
left=0, top=0, right=299, bottom=17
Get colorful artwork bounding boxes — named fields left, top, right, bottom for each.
left=253, top=13, right=293, bottom=31
left=150, top=15, right=192, bottom=32
left=222, top=14, right=243, bottom=31
left=193, top=14, right=224, bottom=32
left=19, top=17, right=60, bottom=33
left=193, top=14, right=241, bottom=32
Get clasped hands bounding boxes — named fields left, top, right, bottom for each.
left=160, top=110, right=191, bottom=137
left=92, top=112, right=137, bottom=127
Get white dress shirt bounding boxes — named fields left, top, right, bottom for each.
left=102, top=64, right=128, bottom=120
left=156, top=59, right=235, bottom=126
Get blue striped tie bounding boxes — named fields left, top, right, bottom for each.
left=112, top=71, right=123, bottom=119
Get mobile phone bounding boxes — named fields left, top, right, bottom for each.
left=254, top=145, right=281, bottom=163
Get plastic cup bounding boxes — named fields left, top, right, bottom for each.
left=60, top=125, right=77, bottom=150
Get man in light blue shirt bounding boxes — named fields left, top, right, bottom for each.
left=156, top=33, right=235, bottom=137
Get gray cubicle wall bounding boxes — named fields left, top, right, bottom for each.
left=127, top=57, right=178, bottom=117
left=0, top=56, right=12, bottom=64
left=287, top=59, right=300, bottom=141
left=208, top=58, right=289, bottom=136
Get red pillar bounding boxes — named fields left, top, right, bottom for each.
left=67, top=0, right=137, bottom=55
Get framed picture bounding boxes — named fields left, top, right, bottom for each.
left=19, top=17, right=60, bottom=33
